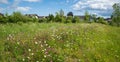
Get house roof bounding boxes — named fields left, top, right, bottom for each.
left=25, top=14, right=38, bottom=17
left=104, top=18, right=112, bottom=21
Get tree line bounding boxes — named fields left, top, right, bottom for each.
left=0, top=10, right=108, bottom=24
left=0, top=3, right=120, bottom=26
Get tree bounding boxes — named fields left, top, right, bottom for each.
left=47, top=14, right=54, bottom=22
left=55, top=12, right=62, bottom=22
left=9, top=12, right=24, bottom=23
left=65, top=16, right=73, bottom=23
left=59, top=9, right=66, bottom=22
left=112, top=3, right=120, bottom=26
left=55, top=10, right=65, bottom=22
left=72, top=16, right=80, bottom=23
left=8, top=11, right=34, bottom=23
left=97, top=17, right=107, bottom=24
left=0, top=15, right=5, bottom=23
left=67, top=12, right=73, bottom=17
left=84, top=11, right=90, bottom=22
left=91, top=14, right=97, bottom=22
left=59, top=9, right=64, bottom=17
left=97, top=17, right=104, bottom=23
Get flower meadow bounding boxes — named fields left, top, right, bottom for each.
left=0, top=23, right=120, bottom=62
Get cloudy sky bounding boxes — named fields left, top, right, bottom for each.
left=0, top=0, right=119, bottom=17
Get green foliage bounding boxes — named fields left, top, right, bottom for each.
left=55, top=9, right=66, bottom=23
left=65, top=16, right=73, bottom=23
left=9, top=12, right=25, bottom=23
left=91, top=14, right=97, bottom=22
left=55, top=13, right=62, bottom=22
left=32, top=17, right=39, bottom=22
left=0, top=9, right=117, bottom=26
left=67, top=12, right=73, bottom=17
left=39, top=18, right=46, bottom=23
left=0, top=15, right=5, bottom=23
left=61, top=16, right=66, bottom=23
left=0, top=13, right=9, bottom=23
left=97, top=17, right=104, bottom=23
left=72, top=16, right=80, bottom=23
left=54, top=10, right=65, bottom=23
left=0, top=12, right=39, bottom=23
left=112, top=3, right=120, bottom=26
left=47, top=14, right=54, bottom=22
left=84, top=11, right=90, bottom=22
left=59, top=9, right=64, bottom=17
left=97, top=17, right=108, bottom=24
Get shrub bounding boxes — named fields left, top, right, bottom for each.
left=47, top=14, right=54, bottom=22
left=55, top=14, right=62, bottom=22
left=39, top=18, right=44, bottom=23
left=0, top=15, right=5, bottom=23
left=72, top=16, right=80, bottom=23
left=65, top=16, right=73, bottom=23
left=67, top=12, right=73, bottom=17
left=32, top=17, right=39, bottom=22
left=9, top=12, right=23, bottom=23
left=95, top=17, right=108, bottom=25
left=111, top=3, right=120, bottom=27
left=84, top=11, right=90, bottom=22
left=112, top=16, right=120, bottom=26
left=61, top=17, right=66, bottom=23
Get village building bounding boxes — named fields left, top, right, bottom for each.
left=25, top=14, right=39, bottom=19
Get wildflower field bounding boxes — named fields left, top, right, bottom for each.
left=0, top=23, right=120, bottom=62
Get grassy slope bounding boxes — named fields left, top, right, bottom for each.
left=0, top=23, right=120, bottom=62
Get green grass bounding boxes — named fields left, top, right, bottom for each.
left=0, top=22, right=120, bottom=62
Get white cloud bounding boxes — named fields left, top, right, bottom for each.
left=0, top=0, right=8, bottom=4
left=72, top=0, right=120, bottom=17
left=16, top=7, right=31, bottom=11
left=23, top=0, right=41, bottom=2
left=72, top=0, right=119, bottom=10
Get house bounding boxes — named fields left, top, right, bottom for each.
left=38, top=16, right=45, bottom=19
left=104, top=18, right=112, bottom=22
left=25, top=14, right=38, bottom=19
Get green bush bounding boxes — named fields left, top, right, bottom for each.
left=111, top=3, right=120, bottom=27
left=95, top=17, right=108, bottom=25
left=72, top=16, right=80, bottom=23
left=112, top=16, right=120, bottom=26
left=61, top=17, right=66, bottom=23
left=55, top=14, right=62, bottom=22
left=3, top=12, right=37, bottom=23
left=39, top=18, right=44, bottom=23
left=9, top=12, right=24, bottom=23
left=47, top=14, right=54, bottom=22
left=65, top=16, right=73, bottom=23
left=84, top=11, right=90, bottom=22
left=0, top=15, right=5, bottom=23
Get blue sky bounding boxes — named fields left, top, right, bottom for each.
left=0, top=0, right=119, bottom=17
